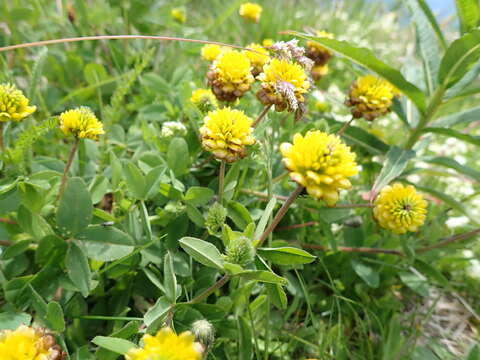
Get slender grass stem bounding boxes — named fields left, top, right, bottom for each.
left=218, top=160, right=226, bottom=204
left=58, top=138, right=79, bottom=200
left=252, top=104, right=272, bottom=127
left=336, top=116, right=354, bottom=136
left=256, top=185, right=303, bottom=248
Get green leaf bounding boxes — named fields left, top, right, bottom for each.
left=238, top=316, right=253, bottom=360
left=351, top=259, right=379, bottom=288
left=57, top=177, right=92, bottom=237
left=123, top=162, right=147, bottom=199
left=254, top=197, right=277, bottom=241
left=237, top=270, right=287, bottom=285
left=46, top=302, right=65, bottom=332
left=405, top=0, right=442, bottom=92
left=1, top=240, right=30, bottom=260
left=422, top=156, right=480, bottom=182
left=413, top=0, right=448, bottom=49
left=434, top=105, right=480, bottom=127
left=92, top=336, right=137, bottom=355
left=341, top=123, right=390, bottom=155
left=77, top=225, right=135, bottom=261
left=164, top=252, right=177, bottom=303
left=257, top=247, right=316, bottom=265
left=184, top=186, right=214, bottom=206
left=421, top=127, right=480, bottom=147
left=167, top=137, right=190, bottom=176
left=466, top=344, right=480, bottom=360
left=227, top=201, right=253, bottom=230
left=66, top=242, right=91, bottom=297
left=455, top=0, right=480, bottom=34
left=84, top=63, right=108, bottom=85
left=413, top=259, right=449, bottom=287
left=179, top=237, right=224, bottom=270
left=186, top=203, right=205, bottom=227
left=266, top=283, right=287, bottom=310
left=288, top=32, right=427, bottom=113
left=372, top=146, right=415, bottom=195
left=399, top=271, right=429, bottom=296
left=0, top=312, right=31, bottom=330
left=445, top=62, right=480, bottom=99
left=438, top=29, right=480, bottom=88
left=144, top=296, right=170, bottom=326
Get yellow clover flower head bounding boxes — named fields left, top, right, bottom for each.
left=373, top=183, right=427, bottom=234
left=0, top=83, right=37, bottom=122
left=201, top=44, right=223, bottom=62
left=257, top=58, right=310, bottom=112
left=280, top=131, right=358, bottom=206
left=171, top=8, right=186, bottom=23
left=207, top=50, right=254, bottom=102
left=200, top=107, right=255, bottom=163
left=243, top=43, right=270, bottom=76
left=262, top=39, right=274, bottom=47
left=59, top=106, right=105, bottom=141
left=239, top=2, right=262, bottom=23
left=306, top=31, right=335, bottom=67
left=0, top=325, right=66, bottom=360
left=190, top=88, right=218, bottom=113
left=311, top=64, right=329, bottom=81
left=125, top=328, right=203, bottom=360
left=346, top=75, right=401, bottom=121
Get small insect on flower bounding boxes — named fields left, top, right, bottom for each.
left=257, top=58, right=310, bottom=112
left=345, top=75, right=401, bottom=121
left=373, top=183, right=427, bottom=234
left=239, top=2, right=262, bottom=23
left=59, top=106, right=105, bottom=140
left=207, top=50, right=254, bottom=102
left=201, top=44, right=224, bottom=62
left=190, top=88, right=218, bottom=113
left=171, top=8, right=186, bottom=23
left=0, top=325, right=67, bottom=360
left=200, top=107, right=255, bottom=163
left=0, top=83, right=36, bottom=122
left=125, top=327, right=203, bottom=360
left=243, top=43, right=270, bottom=76
left=280, top=131, right=358, bottom=206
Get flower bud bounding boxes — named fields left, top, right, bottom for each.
left=224, top=235, right=255, bottom=266
left=192, top=319, right=215, bottom=350
left=205, top=202, right=227, bottom=236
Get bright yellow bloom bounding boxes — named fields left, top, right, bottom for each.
left=262, top=39, right=274, bottom=47
left=201, top=44, right=223, bottom=62
left=200, top=107, right=255, bottom=162
left=239, top=2, right=262, bottom=23
left=280, top=131, right=358, bottom=206
left=207, top=50, right=254, bottom=102
left=0, top=83, right=36, bottom=122
left=243, top=43, right=270, bottom=76
left=190, top=89, right=218, bottom=112
left=306, top=30, right=334, bottom=66
left=125, top=328, right=202, bottom=360
left=346, top=75, right=401, bottom=121
left=59, top=106, right=105, bottom=140
left=257, top=58, right=310, bottom=112
left=0, top=325, right=65, bottom=360
left=373, top=183, right=427, bottom=234
left=171, top=8, right=186, bottom=23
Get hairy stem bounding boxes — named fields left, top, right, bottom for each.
left=188, top=275, right=230, bottom=304
left=256, top=185, right=303, bottom=248
left=253, top=104, right=272, bottom=127
left=58, top=138, right=79, bottom=200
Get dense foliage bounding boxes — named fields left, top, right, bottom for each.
left=0, top=0, right=480, bottom=359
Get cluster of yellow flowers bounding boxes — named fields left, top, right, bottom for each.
left=170, top=8, right=186, bottom=23
left=0, top=83, right=37, bottom=122
left=190, top=89, right=218, bottom=113
left=125, top=328, right=203, bottom=360
left=0, top=325, right=66, bottom=360
left=306, top=30, right=335, bottom=81
left=200, top=107, right=255, bottom=163
left=346, top=74, right=401, bottom=121
left=59, top=106, right=104, bottom=140
left=239, top=2, right=262, bottom=23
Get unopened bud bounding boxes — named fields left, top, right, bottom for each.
left=192, top=319, right=215, bottom=349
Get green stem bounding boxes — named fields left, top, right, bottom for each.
left=256, top=185, right=303, bottom=248
left=253, top=104, right=272, bottom=127
left=404, top=85, right=446, bottom=149
left=58, top=138, right=79, bottom=200
left=336, top=116, right=354, bottom=136
left=218, top=160, right=226, bottom=204
left=0, top=122, right=4, bottom=151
